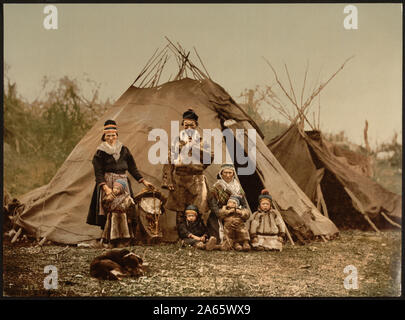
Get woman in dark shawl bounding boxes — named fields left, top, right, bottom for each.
left=86, top=120, right=153, bottom=244
left=207, top=163, right=250, bottom=244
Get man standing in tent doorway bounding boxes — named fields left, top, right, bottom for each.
left=162, top=109, right=214, bottom=234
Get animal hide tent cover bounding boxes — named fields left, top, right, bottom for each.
left=14, top=78, right=339, bottom=244
left=268, top=124, right=401, bottom=229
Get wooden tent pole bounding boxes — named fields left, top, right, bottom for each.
left=364, top=214, right=381, bottom=233
left=315, top=179, right=321, bottom=210
left=193, top=46, right=211, bottom=79
left=285, top=226, right=295, bottom=246
left=300, top=60, right=309, bottom=108
left=263, top=57, right=315, bottom=130
left=317, top=184, right=329, bottom=219
left=343, top=186, right=380, bottom=233
left=272, top=202, right=294, bottom=246
left=380, top=212, right=401, bottom=229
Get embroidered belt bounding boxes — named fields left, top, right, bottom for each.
left=104, top=172, right=129, bottom=189
left=256, top=232, right=279, bottom=236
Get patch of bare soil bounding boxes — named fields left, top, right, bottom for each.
left=2, top=230, right=401, bottom=297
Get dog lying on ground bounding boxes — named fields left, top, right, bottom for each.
left=90, top=249, right=144, bottom=280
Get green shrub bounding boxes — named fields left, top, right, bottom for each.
left=3, top=74, right=110, bottom=197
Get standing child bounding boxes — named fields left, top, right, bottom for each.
left=178, top=205, right=217, bottom=250
left=219, top=196, right=251, bottom=251
left=101, top=179, right=136, bottom=248
left=248, top=190, right=286, bottom=251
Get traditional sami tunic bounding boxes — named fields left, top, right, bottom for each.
left=162, top=131, right=213, bottom=214
left=207, top=168, right=248, bottom=244
left=248, top=209, right=286, bottom=251
left=101, top=192, right=136, bottom=242
left=177, top=213, right=208, bottom=246
left=219, top=205, right=250, bottom=245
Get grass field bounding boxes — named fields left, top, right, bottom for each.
left=2, top=230, right=401, bottom=297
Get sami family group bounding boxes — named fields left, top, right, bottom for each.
left=86, top=109, right=287, bottom=252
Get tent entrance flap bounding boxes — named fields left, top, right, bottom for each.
left=223, top=126, right=264, bottom=211
left=237, top=166, right=264, bottom=212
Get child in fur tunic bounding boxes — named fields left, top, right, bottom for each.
left=219, top=196, right=251, bottom=251
left=248, top=190, right=286, bottom=251
left=101, top=179, right=136, bottom=248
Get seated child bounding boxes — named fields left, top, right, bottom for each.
left=101, top=179, right=136, bottom=248
left=248, top=190, right=286, bottom=252
left=219, top=196, right=251, bottom=251
left=178, top=205, right=217, bottom=250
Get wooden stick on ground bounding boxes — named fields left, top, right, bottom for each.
left=38, top=236, right=48, bottom=246
left=55, top=246, right=69, bottom=260
left=11, top=227, right=22, bottom=243
left=142, top=247, right=150, bottom=261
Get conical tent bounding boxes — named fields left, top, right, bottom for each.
left=13, top=42, right=339, bottom=244
left=268, top=124, right=402, bottom=230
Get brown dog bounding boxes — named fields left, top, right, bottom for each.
left=90, top=249, right=144, bottom=280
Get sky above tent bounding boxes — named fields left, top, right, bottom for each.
left=4, top=3, right=402, bottom=148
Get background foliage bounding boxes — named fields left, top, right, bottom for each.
left=4, top=72, right=111, bottom=196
